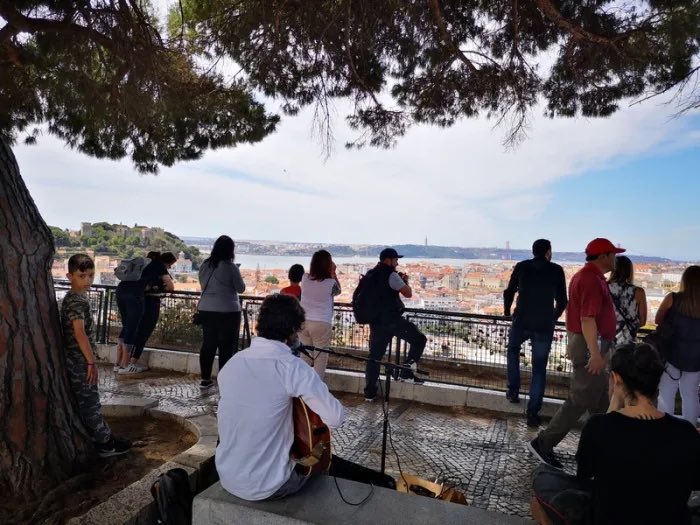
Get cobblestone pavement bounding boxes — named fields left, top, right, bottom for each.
left=99, top=365, right=580, bottom=518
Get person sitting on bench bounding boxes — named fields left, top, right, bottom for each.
left=531, top=343, right=700, bottom=525
left=215, top=293, right=395, bottom=501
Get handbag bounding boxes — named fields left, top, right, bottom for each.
left=192, top=265, right=215, bottom=325
left=644, top=293, right=677, bottom=364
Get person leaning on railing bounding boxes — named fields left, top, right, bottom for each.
left=363, top=247, right=427, bottom=402
left=503, top=238, right=568, bottom=429
left=118, top=251, right=176, bottom=374
left=196, top=235, right=246, bottom=391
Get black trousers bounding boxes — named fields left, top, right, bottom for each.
left=132, top=297, right=161, bottom=360
left=364, top=318, right=427, bottom=399
left=268, top=455, right=396, bottom=499
left=199, top=310, right=241, bottom=381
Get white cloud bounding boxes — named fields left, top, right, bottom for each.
left=12, top=95, right=699, bottom=256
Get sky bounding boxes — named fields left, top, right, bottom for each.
left=14, top=92, right=700, bottom=261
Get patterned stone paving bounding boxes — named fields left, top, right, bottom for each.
left=99, top=365, right=580, bottom=518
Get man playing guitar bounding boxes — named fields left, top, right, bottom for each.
left=216, top=293, right=395, bottom=501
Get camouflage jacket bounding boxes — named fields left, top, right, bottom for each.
left=60, top=290, right=96, bottom=362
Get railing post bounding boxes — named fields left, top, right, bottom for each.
left=241, top=301, right=252, bottom=349
left=393, top=335, right=401, bottom=380
left=100, top=289, right=111, bottom=343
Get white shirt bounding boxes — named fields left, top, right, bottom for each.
left=300, top=274, right=339, bottom=324
left=215, top=336, right=346, bottom=501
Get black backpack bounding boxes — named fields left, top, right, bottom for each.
left=352, top=268, right=382, bottom=324
left=150, top=468, right=193, bottom=525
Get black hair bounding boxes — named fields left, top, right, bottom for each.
left=205, top=235, right=235, bottom=269
left=532, top=239, right=551, bottom=258
left=68, top=253, right=95, bottom=273
left=288, top=264, right=305, bottom=284
left=160, top=252, right=177, bottom=265
left=146, top=251, right=161, bottom=260
left=609, top=255, right=633, bottom=284
left=256, top=294, right=306, bottom=342
left=610, top=343, right=664, bottom=399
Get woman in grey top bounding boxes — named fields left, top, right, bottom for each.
left=197, top=235, right=246, bottom=390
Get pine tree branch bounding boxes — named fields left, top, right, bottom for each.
left=0, top=1, right=113, bottom=50
left=534, top=0, right=621, bottom=48
left=427, top=0, right=479, bottom=74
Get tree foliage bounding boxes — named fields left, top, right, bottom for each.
left=180, top=0, right=700, bottom=148
left=49, top=222, right=202, bottom=266
left=0, top=0, right=279, bottom=172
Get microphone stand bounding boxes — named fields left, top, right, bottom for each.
left=297, top=344, right=428, bottom=475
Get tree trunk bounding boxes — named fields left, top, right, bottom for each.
left=0, top=137, right=92, bottom=499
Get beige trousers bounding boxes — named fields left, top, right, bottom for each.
left=299, top=320, right=333, bottom=380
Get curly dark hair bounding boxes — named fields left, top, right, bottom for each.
left=256, top=294, right=306, bottom=342
left=610, top=343, right=664, bottom=399
left=160, top=251, right=177, bottom=265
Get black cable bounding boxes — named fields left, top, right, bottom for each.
left=333, top=476, right=375, bottom=506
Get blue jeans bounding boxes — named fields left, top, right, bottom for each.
left=116, top=286, right=144, bottom=347
left=506, top=324, right=553, bottom=416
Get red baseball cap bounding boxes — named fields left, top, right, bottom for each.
left=585, top=238, right=626, bottom=256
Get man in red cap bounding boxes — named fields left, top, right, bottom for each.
left=528, top=238, right=625, bottom=469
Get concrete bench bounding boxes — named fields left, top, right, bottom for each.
left=193, top=477, right=532, bottom=524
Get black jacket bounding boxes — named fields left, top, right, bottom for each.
left=503, top=256, right=568, bottom=333
left=373, top=262, right=405, bottom=325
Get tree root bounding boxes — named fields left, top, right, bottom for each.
left=27, top=472, right=95, bottom=524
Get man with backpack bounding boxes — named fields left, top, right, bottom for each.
left=354, top=248, right=427, bottom=402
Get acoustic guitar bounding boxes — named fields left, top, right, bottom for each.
left=290, top=397, right=332, bottom=477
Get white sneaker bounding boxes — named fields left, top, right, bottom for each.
left=118, top=363, right=149, bottom=374
left=113, top=364, right=122, bottom=372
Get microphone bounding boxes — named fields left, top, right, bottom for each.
left=289, top=339, right=313, bottom=359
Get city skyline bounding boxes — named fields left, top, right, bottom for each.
left=16, top=93, right=700, bottom=260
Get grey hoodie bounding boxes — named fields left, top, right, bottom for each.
left=197, top=260, right=246, bottom=312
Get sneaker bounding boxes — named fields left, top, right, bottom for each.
left=96, top=436, right=131, bottom=458
left=527, top=438, right=563, bottom=469
left=364, top=394, right=377, bottom=402
left=200, top=380, right=215, bottom=391
left=118, top=363, right=149, bottom=374
left=400, top=376, right=425, bottom=385
left=526, top=413, right=542, bottom=428
left=506, top=391, right=521, bottom=404
left=113, top=364, right=122, bottom=372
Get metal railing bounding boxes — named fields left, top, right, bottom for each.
left=53, top=281, right=647, bottom=399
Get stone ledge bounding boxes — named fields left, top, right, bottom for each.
left=325, top=369, right=563, bottom=416
left=101, top=396, right=159, bottom=418
left=97, top=344, right=565, bottom=417
left=68, top=405, right=218, bottom=525
left=193, top=477, right=532, bottom=525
